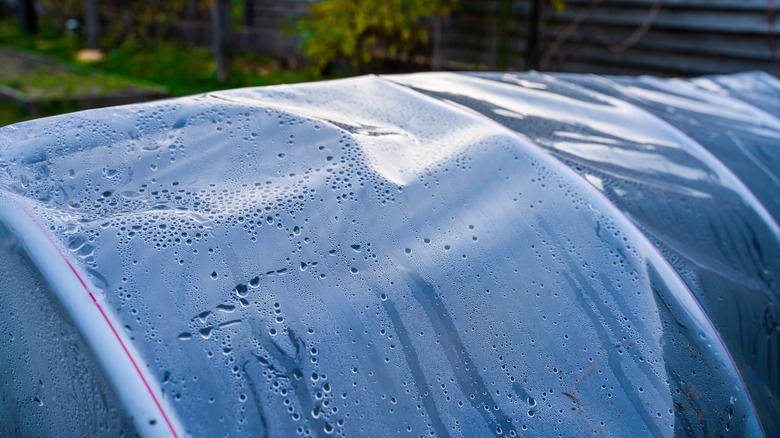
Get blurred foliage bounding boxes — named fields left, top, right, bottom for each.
left=296, top=0, right=458, bottom=72
left=101, top=0, right=192, bottom=43
left=551, top=0, right=566, bottom=14
left=0, top=17, right=322, bottom=126
left=0, top=103, right=32, bottom=127
left=0, top=17, right=318, bottom=95
left=34, top=0, right=214, bottom=45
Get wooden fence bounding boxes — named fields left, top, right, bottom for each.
left=9, top=0, right=779, bottom=76
left=434, top=0, right=779, bottom=76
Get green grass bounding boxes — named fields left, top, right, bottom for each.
left=0, top=61, right=155, bottom=99
left=0, top=17, right=324, bottom=126
left=103, top=42, right=321, bottom=97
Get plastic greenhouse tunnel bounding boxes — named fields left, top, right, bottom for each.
left=0, top=71, right=778, bottom=437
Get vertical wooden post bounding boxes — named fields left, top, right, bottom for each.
left=431, top=15, right=443, bottom=71
left=185, top=0, right=198, bottom=19
left=85, top=0, right=100, bottom=49
left=488, top=0, right=498, bottom=69
left=525, top=0, right=547, bottom=70
left=18, top=0, right=38, bottom=35
left=213, top=0, right=233, bottom=82
left=244, top=0, right=254, bottom=27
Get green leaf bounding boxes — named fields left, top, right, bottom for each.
left=296, top=0, right=458, bottom=72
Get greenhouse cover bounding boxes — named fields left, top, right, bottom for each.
left=0, top=71, right=778, bottom=437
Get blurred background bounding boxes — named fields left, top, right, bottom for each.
left=1, top=0, right=778, bottom=126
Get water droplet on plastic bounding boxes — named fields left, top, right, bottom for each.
left=199, top=327, right=214, bottom=339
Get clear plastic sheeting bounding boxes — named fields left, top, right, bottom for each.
left=391, top=71, right=780, bottom=435
left=0, top=223, right=137, bottom=436
left=0, top=71, right=776, bottom=437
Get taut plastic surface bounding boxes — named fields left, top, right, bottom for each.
left=1, top=71, right=777, bottom=436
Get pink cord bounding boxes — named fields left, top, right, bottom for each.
left=17, top=200, right=180, bottom=438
